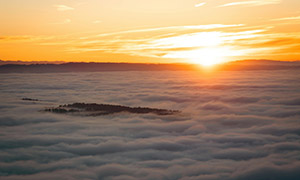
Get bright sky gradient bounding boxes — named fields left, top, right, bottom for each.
left=1, top=0, right=300, bottom=64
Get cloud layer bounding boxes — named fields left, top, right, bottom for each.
left=0, top=69, right=300, bottom=179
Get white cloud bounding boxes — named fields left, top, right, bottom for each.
left=220, top=0, right=281, bottom=7
left=93, top=20, right=103, bottom=24
left=54, top=5, right=74, bottom=11
left=195, top=2, right=206, bottom=7
left=272, top=16, right=300, bottom=21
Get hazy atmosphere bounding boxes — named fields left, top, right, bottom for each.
left=1, top=0, right=300, bottom=180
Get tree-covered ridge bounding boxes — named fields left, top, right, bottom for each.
left=45, top=103, right=180, bottom=116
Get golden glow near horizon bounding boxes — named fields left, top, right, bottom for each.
left=1, top=0, right=300, bottom=65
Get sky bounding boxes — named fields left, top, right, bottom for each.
left=1, top=0, right=300, bottom=65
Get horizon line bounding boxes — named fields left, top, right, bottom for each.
left=1, top=59, right=300, bottom=66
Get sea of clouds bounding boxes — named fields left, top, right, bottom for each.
left=0, top=70, right=300, bottom=180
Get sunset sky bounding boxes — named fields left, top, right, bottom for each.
left=1, top=0, right=300, bottom=65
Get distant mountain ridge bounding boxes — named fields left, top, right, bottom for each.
left=0, top=60, right=64, bottom=65
left=0, top=60, right=299, bottom=73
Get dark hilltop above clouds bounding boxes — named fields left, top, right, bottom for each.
left=0, top=60, right=300, bottom=73
left=44, top=103, right=180, bottom=116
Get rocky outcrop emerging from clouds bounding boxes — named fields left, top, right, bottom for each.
left=45, top=103, right=180, bottom=116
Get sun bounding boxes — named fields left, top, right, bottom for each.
left=158, top=32, right=246, bottom=66
left=162, top=47, right=235, bottom=67
left=190, top=48, right=225, bottom=67
left=189, top=47, right=235, bottom=67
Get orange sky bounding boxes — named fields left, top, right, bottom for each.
left=1, top=0, right=300, bottom=65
